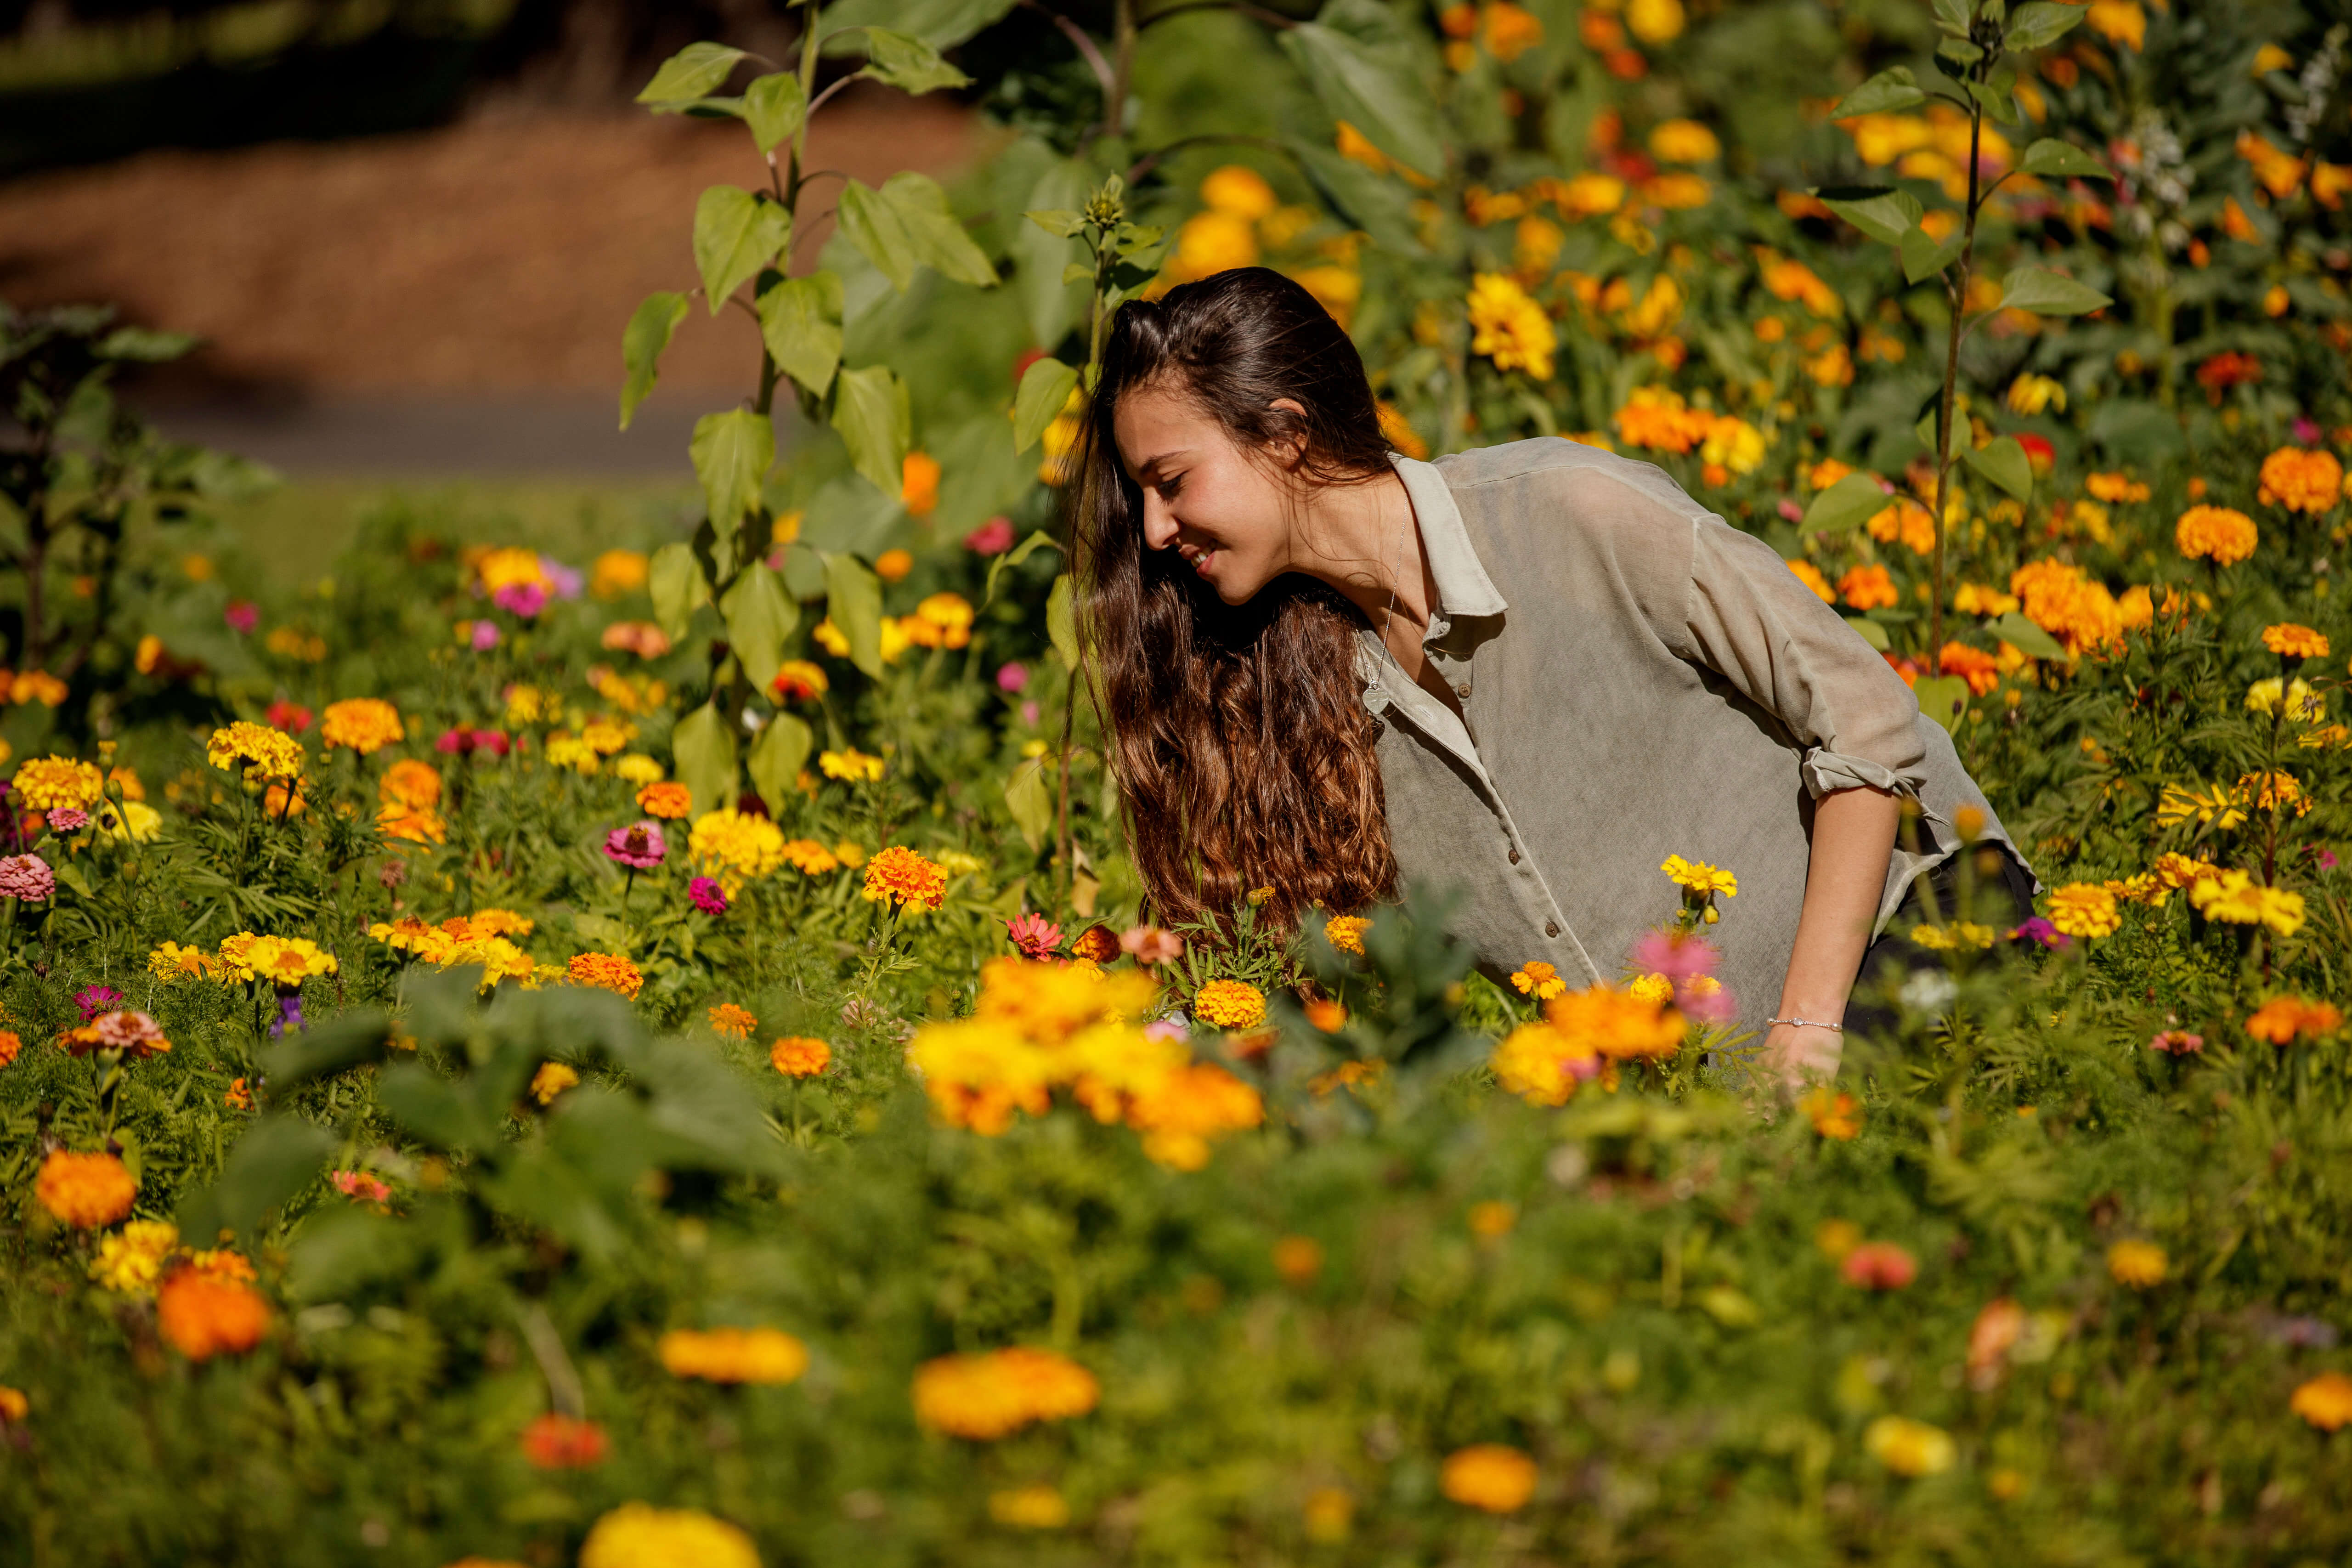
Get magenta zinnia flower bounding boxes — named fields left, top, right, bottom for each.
left=492, top=582, right=548, bottom=619
left=75, top=985, right=123, bottom=1022
left=603, top=821, right=667, bottom=870
left=1005, top=912, right=1064, bottom=958
left=2008, top=916, right=2069, bottom=950
left=1632, top=928, right=1719, bottom=982
left=0, top=854, right=55, bottom=901
left=689, top=876, right=728, bottom=915
left=224, top=601, right=258, bottom=634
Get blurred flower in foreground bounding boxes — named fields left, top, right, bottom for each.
left=913, top=1346, right=1099, bottom=1439
left=1865, top=1415, right=1955, bottom=1477
left=580, top=1504, right=757, bottom=1568
left=1441, top=1444, right=1537, bottom=1511
left=2107, top=1240, right=2167, bottom=1287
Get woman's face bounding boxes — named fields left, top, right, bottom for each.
left=1113, top=383, right=1298, bottom=606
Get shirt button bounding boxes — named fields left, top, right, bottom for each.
left=1544, top=920, right=1560, bottom=938
left=1455, top=682, right=1472, bottom=699
left=1508, top=848, right=1521, bottom=865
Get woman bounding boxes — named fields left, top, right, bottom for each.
left=1071, top=268, right=2030, bottom=1081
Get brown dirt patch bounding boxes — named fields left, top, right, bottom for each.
left=0, top=89, right=976, bottom=396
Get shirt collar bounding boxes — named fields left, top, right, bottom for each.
left=1390, top=453, right=1508, bottom=621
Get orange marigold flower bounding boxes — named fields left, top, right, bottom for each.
left=378, top=758, right=442, bottom=809
left=1787, top=559, right=1836, bottom=602
left=1510, top=960, right=1567, bottom=1002
left=861, top=845, right=948, bottom=913
left=1546, top=983, right=1685, bottom=1060
left=2245, top=996, right=2343, bottom=1045
left=1323, top=914, right=1371, bottom=955
left=1304, top=997, right=1348, bottom=1032
left=1193, top=978, right=1267, bottom=1030
left=1440, top=1444, right=1538, bottom=1512
left=635, top=781, right=691, bottom=820
left=1801, top=1085, right=1861, bottom=1139
left=566, top=952, right=644, bottom=1000
left=2176, top=504, right=2259, bottom=565
left=707, top=1003, right=757, bottom=1041
left=913, top=1347, right=1100, bottom=1439
left=520, top=1413, right=608, bottom=1469
left=0, top=1030, right=20, bottom=1069
left=1069, top=925, right=1121, bottom=964
left=2262, top=623, right=2330, bottom=659
left=770, top=1036, right=832, bottom=1077
left=319, top=698, right=404, bottom=754
left=2292, top=1370, right=2352, bottom=1431
left=156, top=1264, right=271, bottom=1359
left=2258, top=447, right=2344, bottom=514
left=1838, top=563, right=1899, bottom=611
left=658, top=1326, right=809, bottom=1384
left=2085, top=471, right=2150, bottom=504
left=2106, top=1239, right=2167, bottom=1287
left=1938, top=641, right=1999, bottom=696
left=35, top=1148, right=136, bottom=1228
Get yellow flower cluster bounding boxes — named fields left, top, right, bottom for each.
left=2107, top=1239, right=2168, bottom=1288
left=658, top=1326, right=809, bottom=1384
left=1510, top=960, right=1567, bottom=1002
left=369, top=913, right=546, bottom=988
left=579, top=1504, right=758, bottom=1568
left=1492, top=983, right=1686, bottom=1105
left=1193, top=978, right=1267, bottom=1030
left=590, top=548, right=649, bottom=600
left=12, top=755, right=104, bottom=810
left=819, top=747, right=884, bottom=783
left=780, top=838, right=841, bottom=875
left=320, top=698, right=403, bottom=754
left=900, top=592, right=975, bottom=650
left=2047, top=883, right=2120, bottom=938
left=566, top=952, right=644, bottom=999
left=207, top=722, right=304, bottom=781
left=1323, top=914, right=1370, bottom=955
left=1467, top=272, right=1556, bottom=380
left=1662, top=853, right=1737, bottom=923
left=474, top=546, right=550, bottom=594
left=688, top=809, right=787, bottom=894
left=91, top=1220, right=181, bottom=1295
left=912, top=1345, right=1100, bottom=1439
left=2188, top=869, right=2305, bottom=937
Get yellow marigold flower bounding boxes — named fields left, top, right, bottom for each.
left=836, top=840, right=868, bottom=869
left=1324, top=914, right=1370, bottom=955
left=2292, top=1370, right=2352, bottom=1431
left=1491, top=1021, right=1596, bottom=1104
left=1801, top=1086, right=1862, bottom=1139
left=1440, top=1444, right=1538, bottom=1512
left=147, top=941, right=216, bottom=981
left=1911, top=921, right=1995, bottom=951
left=243, top=935, right=339, bottom=987
left=862, top=845, right=948, bottom=913
left=2156, top=782, right=2245, bottom=832
left=2086, top=471, right=2148, bottom=503
left=543, top=732, right=599, bottom=773
left=566, top=952, right=644, bottom=1000
left=579, top=1504, right=759, bottom=1568
left=989, top=1485, right=1070, bottom=1530
left=2261, top=623, right=2330, bottom=659
left=1124, top=1060, right=1264, bottom=1169
left=1193, top=978, right=1267, bottom=1030
left=1173, top=208, right=1258, bottom=279
left=689, top=809, right=787, bottom=893
left=589, top=548, right=648, bottom=599
left=2176, top=504, right=2258, bottom=565
left=2046, top=883, right=2120, bottom=938
left=2007, top=374, right=2066, bottom=415
left=1467, top=272, right=1556, bottom=381
left=701, top=1003, right=755, bottom=1042
left=1200, top=164, right=1276, bottom=219
left=264, top=626, right=326, bottom=662
left=780, top=838, right=841, bottom=875
left=1867, top=497, right=1937, bottom=555
left=2257, top=447, right=2343, bottom=514
left=1627, top=972, right=1674, bottom=1005
left=1864, top=1415, right=1956, bottom=1477
left=904, top=593, right=975, bottom=650
left=319, top=698, right=403, bottom=754
left=581, top=720, right=631, bottom=757
left=475, top=546, right=550, bottom=594
left=660, top=1325, right=809, bottom=1385
left=819, top=747, right=884, bottom=783
left=1549, top=983, right=1685, bottom=1060
left=36, top=1148, right=136, bottom=1228
left=1699, top=414, right=1765, bottom=475
left=1625, top=0, right=1683, bottom=42
left=0, top=1387, right=25, bottom=1424
left=770, top=1036, right=831, bottom=1077
left=1648, top=118, right=1719, bottom=163
left=206, top=722, right=304, bottom=782
left=2237, top=769, right=2309, bottom=817
left=2246, top=678, right=2324, bottom=722
left=527, top=1062, right=578, bottom=1106
left=90, top=1219, right=180, bottom=1295
left=913, top=1346, right=1100, bottom=1439
left=2107, top=1239, right=2167, bottom=1288
left=1510, top=960, right=1567, bottom=1002
left=1661, top=853, right=1737, bottom=923
left=12, top=755, right=104, bottom=811
left=1787, top=559, right=1836, bottom=602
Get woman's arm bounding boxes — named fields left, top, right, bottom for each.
left=1766, top=783, right=1902, bottom=1084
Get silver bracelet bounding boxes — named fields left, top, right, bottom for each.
left=1766, top=1016, right=1843, bottom=1032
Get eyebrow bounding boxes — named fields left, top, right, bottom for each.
left=1131, top=449, right=1188, bottom=483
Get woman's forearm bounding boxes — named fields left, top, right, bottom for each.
left=1767, top=784, right=1901, bottom=1080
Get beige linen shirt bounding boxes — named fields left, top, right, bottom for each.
left=1362, top=439, right=2024, bottom=1029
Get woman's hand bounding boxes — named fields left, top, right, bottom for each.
left=1770, top=785, right=1903, bottom=1091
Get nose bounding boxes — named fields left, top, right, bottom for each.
left=1139, top=492, right=1179, bottom=552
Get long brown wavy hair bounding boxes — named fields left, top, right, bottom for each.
left=1070, top=267, right=1400, bottom=933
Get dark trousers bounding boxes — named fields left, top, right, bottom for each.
left=1843, top=844, right=2037, bottom=1040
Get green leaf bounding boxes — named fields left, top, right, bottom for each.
left=1844, top=615, right=1892, bottom=651
left=1988, top=611, right=2067, bottom=660
left=1914, top=408, right=1968, bottom=461
left=1821, top=188, right=1925, bottom=246
left=1012, top=356, right=1080, bottom=457
left=638, top=42, right=747, bottom=105
left=856, top=26, right=973, bottom=92
left=830, top=363, right=911, bottom=496
left=690, top=409, right=775, bottom=544
left=1004, top=756, right=1053, bottom=853
left=1289, top=138, right=1423, bottom=254
left=1899, top=224, right=1963, bottom=284
left=1962, top=435, right=2034, bottom=502
left=719, top=561, right=797, bottom=691
left=671, top=700, right=740, bottom=816
left=1024, top=208, right=1085, bottom=239
left=1802, top=471, right=1893, bottom=534
left=817, top=0, right=1018, bottom=51
left=96, top=327, right=197, bottom=362
left=824, top=552, right=887, bottom=678
left=1279, top=21, right=1444, bottom=179
left=177, top=1116, right=337, bottom=1240
left=747, top=712, right=813, bottom=816
left=2019, top=138, right=2112, bottom=181
left=983, top=529, right=1062, bottom=607
left=619, top=291, right=689, bottom=430
left=756, top=271, right=843, bottom=396
left=1913, top=674, right=1971, bottom=735
left=1930, top=0, right=1969, bottom=36
left=1016, top=163, right=1091, bottom=348
left=1829, top=67, right=1926, bottom=119
left=649, top=541, right=710, bottom=641
left=259, top=1009, right=391, bottom=1090
left=1937, top=37, right=1984, bottom=65
left=1046, top=572, right=1079, bottom=670
left=2003, top=1, right=2086, bottom=51
left=845, top=171, right=999, bottom=291
left=1997, top=266, right=2112, bottom=317
left=693, top=186, right=792, bottom=313
left=1965, top=77, right=2019, bottom=126
left=742, top=71, right=808, bottom=153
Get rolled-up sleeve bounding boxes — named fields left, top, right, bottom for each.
left=1676, top=514, right=1928, bottom=799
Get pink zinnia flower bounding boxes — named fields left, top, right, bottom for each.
left=965, top=515, right=1016, bottom=554
left=689, top=876, right=728, bottom=915
left=0, top=854, right=54, bottom=902
left=1841, top=1241, right=1917, bottom=1291
left=74, top=985, right=123, bottom=1021
left=492, top=582, right=548, bottom=618
left=2150, top=1030, right=2205, bottom=1055
left=1119, top=924, right=1183, bottom=964
left=332, top=1170, right=391, bottom=1205
left=1005, top=912, right=1064, bottom=958
left=46, top=808, right=88, bottom=832
left=1632, top=929, right=1719, bottom=982
left=1144, top=1018, right=1188, bottom=1044
left=469, top=620, right=501, bottom=651
left=95, top=1009, right=166, bottom=1049
left=996, top=662, right=1029, bottom=693
left=602, top=821, right=667, bottom=870
left=540, top=557, right=584, bottom=600
left=224, top=601, right=258, bottom=634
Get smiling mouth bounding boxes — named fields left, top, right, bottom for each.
left=1180, top=546, right=1216, bottom=576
